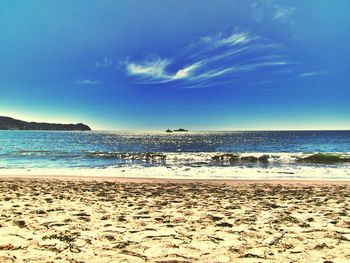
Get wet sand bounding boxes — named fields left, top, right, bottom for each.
left=0, top=176, right=350, bottom=262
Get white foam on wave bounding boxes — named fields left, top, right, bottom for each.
left=86, top=152, right=301, bottom=164
left=164, top=152, right=302, bottom=163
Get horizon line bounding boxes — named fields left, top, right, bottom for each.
left=90, top=128, right=350, bottom=132
left=1, top=114, right=349, bottom=132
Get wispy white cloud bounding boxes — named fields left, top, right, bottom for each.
left=252, top=0, right=295, bottom=24
left=126, top=58, right=171, bottom=79
left=299, top=70, right=332, bottom=78
left=122, top=31, right=293, bottom=88
left=77, top=79, right=101, bottom=85
left=126, top=58, right=203, bottom=82
left=96, top=57, right=113, bottom=69
left=173, top=62, right=203, bottom=79
left=200, top=32, right=252, bottom=47
left=274, top=6, right=295, bottom=23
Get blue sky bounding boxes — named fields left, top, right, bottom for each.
left=0, top=0, right=349, bottom=130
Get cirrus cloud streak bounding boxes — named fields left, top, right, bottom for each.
left=122, top=31, right=294, bottom=88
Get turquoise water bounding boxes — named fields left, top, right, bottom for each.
left=0, top=130, right=349, bottom=170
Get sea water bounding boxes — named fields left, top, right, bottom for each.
left=0, top=130, right=349, bottom=180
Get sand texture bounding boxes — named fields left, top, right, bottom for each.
left=0, top=177, right=350, bottom=262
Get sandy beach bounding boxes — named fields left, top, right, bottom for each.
left=0, top=176, right=349, bottom=262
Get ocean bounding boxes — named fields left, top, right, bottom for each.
left=0, top=130, right=349, bottom=180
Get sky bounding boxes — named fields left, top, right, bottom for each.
left=0, top=0, right=349, bottom=130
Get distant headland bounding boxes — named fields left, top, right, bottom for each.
left=0, top=116, right=91, bottom=131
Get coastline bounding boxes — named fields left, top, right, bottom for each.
left=1, top=162, right=349, bottom=181
left=1, top=173, right=350, bottom=185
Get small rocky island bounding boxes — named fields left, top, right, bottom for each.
left=0, top=116, right=91, bottom=131
left=166, top=128, right=188, bottom=132
left=174, top=128, right=188, bottom=132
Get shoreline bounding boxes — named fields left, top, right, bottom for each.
left=1, top=174, right=350, bottom=185
left=1, top=161, right=349, bottom=181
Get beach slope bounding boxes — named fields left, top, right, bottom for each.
left=0, top=177, right=349, bottom=262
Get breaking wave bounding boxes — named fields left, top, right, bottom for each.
left=6, top=150, right=349, bottom=166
